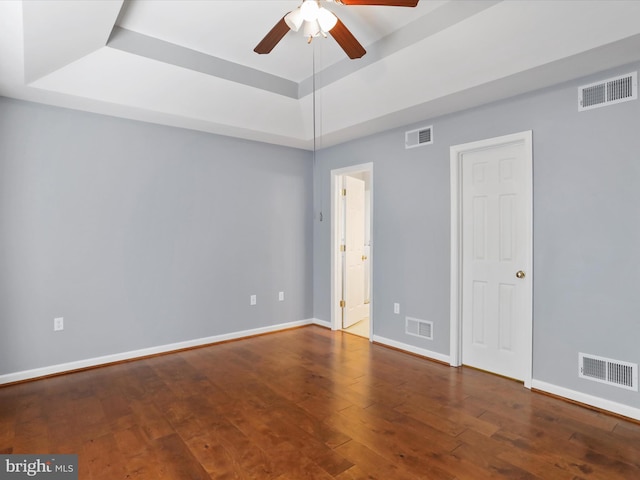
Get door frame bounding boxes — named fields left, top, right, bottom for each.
left=331, top=162, right=374, bottom=339
left=449, top=131, right=533, bottom=388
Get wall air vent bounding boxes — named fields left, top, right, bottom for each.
left=406, top=317, right=433, bottom=340
left=578, top=72, right=637, bottom=111
left=405, top=125, right=433, bottom=149
left=579, top=353, right=638, bottom=391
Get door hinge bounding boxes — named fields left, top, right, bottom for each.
left=340, top=244, right=346, bottom=252
left=340, top=300, right=346, bottom=308
left=341, top=188, right=347, bottom=196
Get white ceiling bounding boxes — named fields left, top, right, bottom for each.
left=2, top=0, right=640, bottom=150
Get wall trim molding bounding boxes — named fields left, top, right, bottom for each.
left=6, top=321, right=637, bottom=422
left=373, top=335, right=451, bottom=364
left=312, top=318, right=332, bottom=329
left=532, top=379, right=640, bottom=422
left=0, top=319, right=316, bottom=385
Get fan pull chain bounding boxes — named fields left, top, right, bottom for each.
left=312, top=45, right=322, bottom=222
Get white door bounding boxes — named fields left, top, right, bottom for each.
left=458, top=133, right=532, bottom=382
left=343, top=176, right=367, bottom=328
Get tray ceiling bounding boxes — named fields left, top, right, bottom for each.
left=2, top=0, right=640, bottom=150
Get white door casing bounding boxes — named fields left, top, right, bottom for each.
left=450, top=131, right=533, bottom=387
left=331, top=163, right=373, bottom=339
left=343, top=176, right=367, bottom=328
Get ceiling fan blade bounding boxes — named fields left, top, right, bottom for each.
left=254, top=17, right=290, bottom=54
left=338, top=0, right=419, bottom=6
left=330, top=19, right=366, bottom=59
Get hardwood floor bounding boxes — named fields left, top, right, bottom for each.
left=343, top=317, right=369, bottom=339
left=1, top=325, right=639, bottom=479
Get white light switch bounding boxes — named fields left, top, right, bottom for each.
left=393, top=303, right=400, bottom=314
left=250, top=295, right=257, bottom=306
left=278, top=291, right=284, bottom=301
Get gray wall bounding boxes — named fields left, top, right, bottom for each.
left=0, top=98, right=313, bottom=375
left=313, top=62, right=640, bottom=408
left=2, top=60, right=639, bottom=410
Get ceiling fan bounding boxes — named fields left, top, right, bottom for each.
left=254, top=0, right=419, bottom=60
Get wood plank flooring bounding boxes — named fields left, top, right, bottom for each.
left=1, top=325, right=639, bottom=479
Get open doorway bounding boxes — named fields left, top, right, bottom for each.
left=331, top=163, right=373, bottom=340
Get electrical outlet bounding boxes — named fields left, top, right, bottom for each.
left=54, top=317, right=64, bottom=331
left=278, top=291, right=284, bottom=301
left=250, top=295, right=257, bottom=306
left=393, top=303, right=400, bottom=314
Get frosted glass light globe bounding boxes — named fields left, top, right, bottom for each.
left=284, top=8, right=304, bottom=31
left=303, top=20, right=321, bottom=38
left=317, top=7, right=337, bottom=31
left=300, top=0, right=320, bottom=22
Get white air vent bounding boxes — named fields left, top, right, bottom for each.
left=578, top=72, right=637, bottom=111
left=405, top=125, right=433, bottom=149
left=405, top=317, right=433, bottom=340
left=579, top=353, right=638, bottom=391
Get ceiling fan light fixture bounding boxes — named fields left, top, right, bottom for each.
left=284, top=8, right=304, bottom=32
left=303, top=19, right=321, bottom=38
left=257, top=0, right=401, bottom=59
left=317, top=7, right=338, bottom=31
left=300, top=0, right=320, bottom=22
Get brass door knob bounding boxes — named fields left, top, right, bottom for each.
left=362, top=255, right=368, bottom=261
left=516, top=270, right=526, bottom=279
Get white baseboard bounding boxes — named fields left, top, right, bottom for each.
left=531, top=379, right=640, bottom=421
left=373, top=335, right=451, bottom=364
left=0, top=318, right=315, bottom=385
left=311, top=318, right=332, bottom=329
left=14, top=322, right=636, bottom=421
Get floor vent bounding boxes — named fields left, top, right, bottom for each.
left=578, top=71, right=637, bottom=111
left=406, top=317, right=433, bottom=340
left=579, top=353, right=638, bottom=391
left=405, top=125, right=433, bottom=149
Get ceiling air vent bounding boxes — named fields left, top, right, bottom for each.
left=405, top=125, right=433, bottom=149
left=578, top=71, right=637, bottom=111
left=579, top=353, right=638, bottom=391
left=406, top=317, right=433, bottom=340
